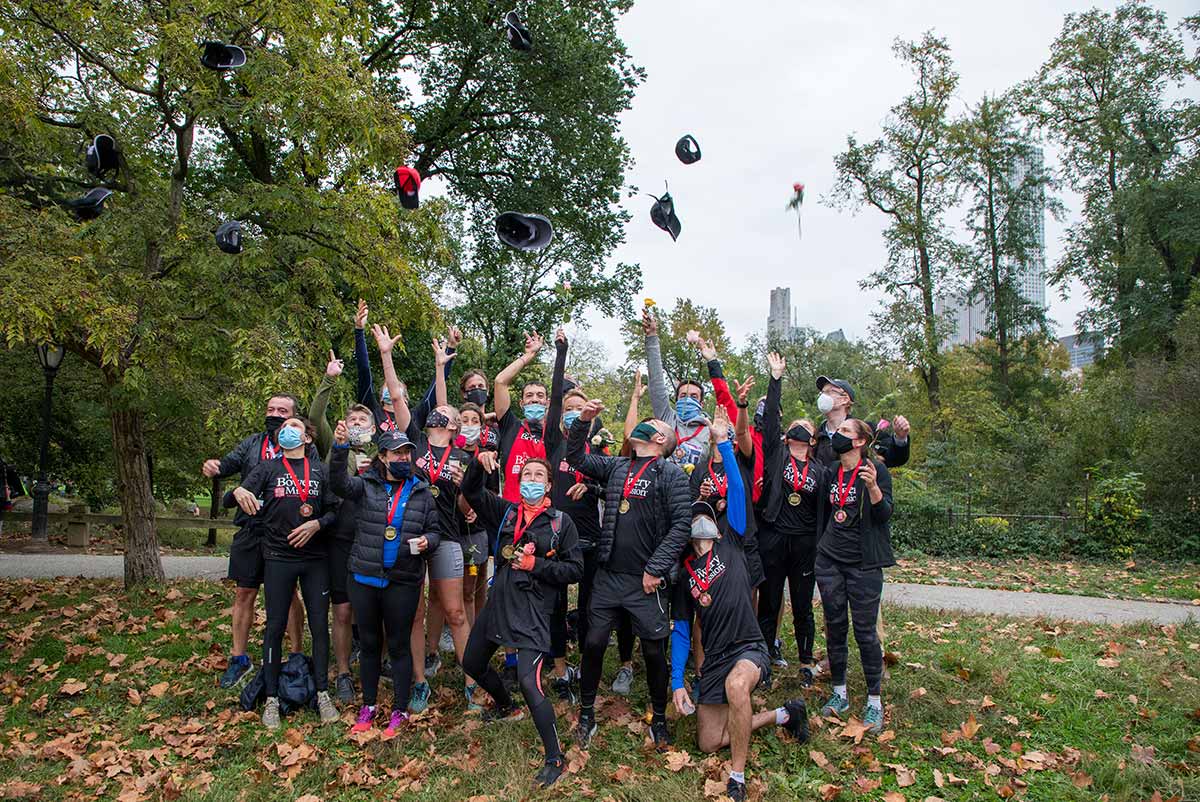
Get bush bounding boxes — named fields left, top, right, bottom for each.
left=1083, top=471, right=1146, bottom=560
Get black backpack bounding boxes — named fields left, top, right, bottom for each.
left=239, top=653, right=318, bottom=714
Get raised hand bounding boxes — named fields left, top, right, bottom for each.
left=433, top=337, right=452, bottom=367
left=711, top=406, right=731, bottom=443
left=699, top=337, right=718, bottom=362
left=860, top=458, right=878, bottom=489
left=580, top=399, right=606, bottom=422
left=767, top=351, right=786, bottom=380
left=355, top=298, right=368, bottom=330
left=734, top=376, right=755, bottom=405
left=632, top=370, right=645, bottom=400
left=524, top=330, right=545, bottom=359
left=555, top=327, right=568, bottom=347
left=447, top=325, right=463, bottom=350
left=325, top=349, right=344, bottom=378
left=334, top=419, right=349, bottom=445
left=372, top=323, right=401, bottom=355
left=686, top=329, right=701, bottom=346
left=641, top=307, right=659, bottom=336
left=892, top=415, right=911, bottom=440
left=202, top=459, right=221, bottom=478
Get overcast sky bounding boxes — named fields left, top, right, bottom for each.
left=568, top=0, right=1196, bottom=364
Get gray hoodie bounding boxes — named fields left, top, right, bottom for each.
left=645, top=334, right=711, bottom=469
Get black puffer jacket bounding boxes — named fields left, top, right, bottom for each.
left=330, top=447, right=440, bottom=585
left=564, top=416, right=691, bottom=581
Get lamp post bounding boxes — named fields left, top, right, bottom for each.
left=31, top=343, right=66, bottom=541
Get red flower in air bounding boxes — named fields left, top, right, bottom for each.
left=793, top=182, right=804, bottom=192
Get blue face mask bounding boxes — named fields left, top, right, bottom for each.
left=676, top=396, right=702, bottom=422
left=387, top=459, right=412, bottom=480
left=563, top=411, right=581, bottom=430
left=520, top=481, right=547, bottom=504
left=277, top=426, right=303, bottom=450
left=380, top=387, right=392, bottom=405
left=523, top=403, right=546, bottom=421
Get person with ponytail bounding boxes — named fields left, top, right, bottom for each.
left=460, top=456, right=584, bottom=789
left=814, top=418, right=894, bottom=735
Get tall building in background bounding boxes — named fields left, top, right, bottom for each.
left=940, top=146, right=1048, bottom=348
left=767, top=287, right=797, bottom=339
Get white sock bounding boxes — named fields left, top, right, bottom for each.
left=775, top=707, right=789, bottom=725
left=729, top=770, right=745, bottom=784
left=867, top=695, right=882, bottom=711
left=834, top=684, right=847, bottom=699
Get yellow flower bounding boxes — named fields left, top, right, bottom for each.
left=683, top=463, right=695, bottom=475
left=644, top=298, right=656, bottom=308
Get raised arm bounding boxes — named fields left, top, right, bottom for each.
left=353, top=299, right=378, bottom=411
left=372, top=324, right=411, bottom=433
left=732, top=375, right=755, bottom=458
left=567, top=400, right=618, bottom=481
left=308, top=351, right=343, bottom=460
left=718, top=440, right=746, bottom=536
left=494, top=330, right=545, bottom=420
left=544, top=329, right=569, bottom=454
left=624, top=369, right=645, bottom=438
left=432, top=336, right=452, bottom=409
left=329, top=421, right=366, bottom=500
left=411, top=325, right=460, bottom=428
left=699, top=336, right=739, bottom=424
left=642, top=308, right=674, bottom=423
left=762, top=352, right=786, bottom=460
left=461, top=456, right=510, bottom=531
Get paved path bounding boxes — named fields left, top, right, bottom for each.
left=0, top=554, right=1194, bottom=626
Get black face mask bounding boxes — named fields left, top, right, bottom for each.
left=387, top=460, right=413, bottom=481
left=264, top=415, right=285, bottom=436
left=831, top=432, right=856, bottom=455
left=463, top=388, right=487, bottom=407
left=786, top=425, right=812, bottom=443
left=426, top=411, right=451, bottom=429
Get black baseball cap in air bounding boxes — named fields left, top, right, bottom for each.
left=200, top=41, right=247, bottom=70
left=394, top=166, right=421, bottom=209
left=67, top=187, right=113, bottom=220
left=504, top=10, right=533, bottom=51
left=216, top=220, right=244, bottom=254
left=496, top=212, right=554, bottom=251
left=816, top=375, right=856, bottom=402
left=675, top=134, right=701, bottom=165
left=85, top=135, right=118, bottom=177
left=378, top=431, right=416, bottom=452
left=649, top=189, right=681, bottom=241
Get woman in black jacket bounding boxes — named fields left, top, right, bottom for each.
left=460, top=456, right=584, bottom=790
left=813, top=417, right=894, bottom=736
left=329, top=425, right=440, bottom=738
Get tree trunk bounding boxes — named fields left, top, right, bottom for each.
left=108, top=394, right=165, bottom=586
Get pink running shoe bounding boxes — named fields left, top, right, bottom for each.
left=383, top=709, right=409, bottom=737
left=351, top=705, right=376, bottom=733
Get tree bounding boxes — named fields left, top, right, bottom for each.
left=948, top=92, right=1060, bottom=402
left=831, top=32, right=964, bottom=428
left=621, top=299, right=730, bottom=393
left=0, top=0, right=441, bottom=584
left=1022, top=1, right=1200, bottom=356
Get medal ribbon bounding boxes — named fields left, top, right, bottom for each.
left=281, top=457, right=310, bottom=506
left=788, top=456, right=810, bottom=494
left=622, top=458, right=655, bottom=502
left=513, top=502, right=547, bottom=546
left=674, top=426, right=704, bottom=448
left=706, top=459, right=728, bottom=498
left=260, top=437, right=279, bottom=461
left=684, top=548, right=715, bottom=595
left=425, top=443, right=453, bottom=487
left=386, top=480, right=408, bottom=528
left=574, top=441, right=590, bottom=484
left=835, top=460, right=864, bottom=511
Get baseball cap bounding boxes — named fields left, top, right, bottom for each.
left=504, top=10, right=533, bottom=51
left=215, top=220, right=243, bottom=254
left=675, top=134, right=701, bottom=165
left=690, top=502, right=721, bottom=539
left=67, top=187, right=113, bottom=220
left=85, top=135, right=118, bottom=177
left=200, top=41, right=247, bottom=70
left=377, top=431, right=415, bottom=452
left=649, top=189, right=681, bottom=241
left=816, top=375, right=856, bottom=402
left=496, top=212, right=554, bottom=251
left=394, top=166, right=421, bottom=209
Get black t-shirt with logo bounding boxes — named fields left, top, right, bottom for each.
left=550, top=438, right=602, bottom=548
left=775, top=456, right=826, bottom=536
left=408, top=426, right=469, bottom=544
left=235, top=456, right=337, bottom=561
left=609, top=455, right=661, bottom=576
left=671, top=536, right=762, bottom=656
left=818, top=462, right=866, bottom=564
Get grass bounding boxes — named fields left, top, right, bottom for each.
left=889, top=555, right=1200, bottom=604
left=1, top=578, right=1198, bottom=801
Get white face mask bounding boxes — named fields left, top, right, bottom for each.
left=817, top=393, right=835, bottom=414
left=460, top=424, right=481, bottom=444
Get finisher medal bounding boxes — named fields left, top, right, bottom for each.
left=501, top=544, right=515, bottom=560
left=384, top=526, right=397, bottom=541
left=788, top=493, right=802, bottom=506
left=698, top=593, right=713, bottom=608
left=834, top=509, right=848, bottom=524
left=298, top=503, right=313, bottom=518
left=430, top=485, right=440, bottom=498
left=618, top=499, right=631, bottom=514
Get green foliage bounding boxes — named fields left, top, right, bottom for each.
left=1085, top=469, right=1147, bottom=560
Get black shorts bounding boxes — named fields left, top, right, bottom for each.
left=227, top=527, right=264, bottom=589
left=697, top=642, right=770, bottom=706
left=587, top=568, right=669, bottom=640
left=327, top=538, right=353, bottom=605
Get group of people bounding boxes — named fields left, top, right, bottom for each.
left=202, top=301, right=911, bottom=799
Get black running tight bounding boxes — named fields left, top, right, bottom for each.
left=463, top=628, right=562, bottom=761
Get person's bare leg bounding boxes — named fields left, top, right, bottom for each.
left=332, top=602, right=352, bottom=675
left=434, top=577, right=470, bottom=665
left=462, top=572, right=479, bottom=629
left=472, top=571, right=488, bottom=619
left=286, top=591, right=305, bottom=653
left=725, top=661, right=760, bottom=775
left=410, top=582, right=427, bottom=685
left=426, top=589, right=446, bottom=656
left=232, top=587, right=258, bottom=656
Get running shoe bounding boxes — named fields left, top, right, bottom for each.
left=408, top=681, right=431, bottom=714
left=770, top=641, right=788, bottom=668
left=439, top=626, right=454, bottom=653
left=574, top=709, right=597, bottom=749
left=821, top=692, right=849, bottom=718
left=482, top=702, right=524, bottom=723
left=219, top=654, right=252, bottom=689
left=335, top=673, right=355, bottom=705
left=351, top=704, right=376, bottom=733
left=611, top=665, right=634, bottom=696
left=650, top=719, right=672, bottom=751
left=262, top=696, right=281, bottom=730
left=535, top=756, right=565, bottom=788
left=798, top=666, right=815, bottom=689
left=465, top=683, right=483, bottom=712
left=317, top=690, right=339, bottom=724
left=782, top=699, right=809, bottom=742
left=425, top=653, right=442, bottom=678
left=384, top=709, right=409, bottom=737
left=553, top=674, right=577, bottom=704
left=863, top=703, right=885, bottom=734
left=726, top=777, right=747, bottom=802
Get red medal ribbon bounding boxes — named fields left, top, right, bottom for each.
left=513, top=502, right=547, bottom=546
left=706, top=459, right=728, bottom=498
left=261, top=437, right=279, bottom=461
left=674, top=426, right=704, bottom=448
left=789, top=456, right=810, bottom=494
left=281, top=457, right=311, bottom=506
left=835, top=460, right=863, bottom=511
left=684, top=548, right=715, bottom=596
left=386, top=480, right=407, bottom=527
left=574, top=441, right=591, bottom=484
left=425, top=443, right=453, bottom=487
left=622, top=457, right=655, bottom=502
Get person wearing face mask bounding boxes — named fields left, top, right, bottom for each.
left=226, top=416, right=340, bottom=730
left=565, top=399, right=692, bottom=751
left=460, top=457, right=583, bottom=789
left=755, top=351, right=830, bottom=686
left=459, top=369, right=491, bottom=412
left=815, top=418, right=894, bottom=735
left=811, top=377, right=911, bottom=469
left=671, top=415, right=808, bottom=802
left=203, top=393, right=309, bottom=690
left=494, top=331, right=564, bottom=503
left=456, top=403, right=497, bottom=628
left=642, top=309, right=713, bottom=469
left=330, top=426, right=439, bottom=737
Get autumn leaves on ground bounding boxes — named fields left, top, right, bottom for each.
left=0, top=579, right=1196, bottom=801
